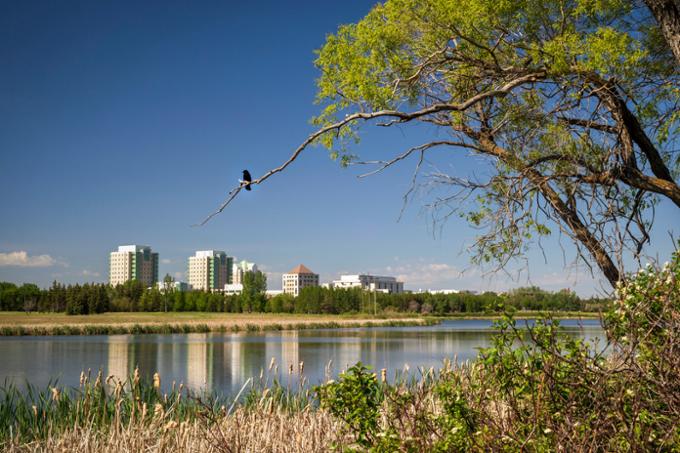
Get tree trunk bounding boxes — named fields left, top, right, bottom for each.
left=645, top=0, right=680, bottom=66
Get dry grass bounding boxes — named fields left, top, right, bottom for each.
left=6, top=408, right=347, bottom=453
left=0, top=312, right=414, bottom=328
left=0, top=312, right=433, bottom=336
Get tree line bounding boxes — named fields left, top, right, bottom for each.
left=0, top=276, right=607, bottom=315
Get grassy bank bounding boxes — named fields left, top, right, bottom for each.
left=0, top=312, right=438, bottom=336
left=0, top=310, right=603, bottom=336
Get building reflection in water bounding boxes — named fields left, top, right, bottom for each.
left=186, top=333, right=213, bottom=393
left=337, top=337, right=361, bottom=372
left=280, top=330, right=299, bottom=371
left=230, top=334, right=244, bottom=384
left=107, top=336, right=131, bottom=380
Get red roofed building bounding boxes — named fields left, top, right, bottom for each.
left=282, top=264, right=319, bottom=297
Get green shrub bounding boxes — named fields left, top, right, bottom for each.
left=316, top=362, right=382, bottom=448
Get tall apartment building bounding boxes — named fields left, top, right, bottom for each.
left=282, top=264, right=319, bottom=297
left=330, top=274, right=404, bottom=294
left=187, top=250, right=233, bottom=291
left=109, top=245, right=159, bottom=287
left=232, top=260, right=258, bottom=285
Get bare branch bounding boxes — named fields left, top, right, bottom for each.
left=354, top=140, right=474, bottom=178
left=197, top=71, right=547, bottom=225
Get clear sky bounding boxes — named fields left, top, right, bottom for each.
left=1, top=0, right=678, bottom=295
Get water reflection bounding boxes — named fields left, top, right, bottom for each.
left=0, top=319, right=604, bottom=396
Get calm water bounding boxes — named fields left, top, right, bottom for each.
left=0, top=319, right=604, bottom=395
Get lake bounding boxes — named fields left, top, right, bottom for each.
left=0, top=319, right=605, bottom=396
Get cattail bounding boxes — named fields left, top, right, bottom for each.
left=94, top=370, right=102, bottom=388
left=32, top=405, right=38, bottom=418
left=153, top=372, right=161, bottom=390
left=141, top=402, right=148, bottom=420
left=268, top=357, right=276, bottom=371
left=79, top=371, right=85, bottom=387
left=50, top=387, right=60, bottom=402
left=164, top=420, right=178, bottom=431
left=133, top=367, right=140, bottom=386
left=106, top=375, right=115, bottom=385
left=154, top=403, right=164, bottom=418
left=380, top=368, right=387, bottom=383
left=298, top=361, right=304, bottom=374
left=289, top=364, right=294, bottom=375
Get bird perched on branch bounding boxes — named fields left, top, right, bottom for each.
left=241, top=170, right=252, bottom=191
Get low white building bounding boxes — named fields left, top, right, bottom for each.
left=156, top=281, right=191, bottom=292
left=425, top=289, right=460, bottom=295
left=224, top=283, right=244, bottom=295
left=330, top=274, right=404, bottom=294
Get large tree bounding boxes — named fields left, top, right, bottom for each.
left=204, top=0, right=679, bottom=289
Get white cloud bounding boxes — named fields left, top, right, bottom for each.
left=0, top=251, right=57, bottom=267
left=81, top=269, right=101, bottom=277
left=380, top=262, right=464, bottom=287
left=528, top=267, right=595, bottom=289
left=264, top=272, right=283, bottom=289
left=161, top=259, right=172, bottom=264
left=173, top=271, right=184, bottom=280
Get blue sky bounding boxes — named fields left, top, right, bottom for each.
left=1, top=0, right=678, bottom=295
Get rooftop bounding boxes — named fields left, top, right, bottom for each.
left=194, top=250, right=226, bottom=258
left=117, top=245, right=151, bottom=253
left=286, top=264, right=315, bottom=275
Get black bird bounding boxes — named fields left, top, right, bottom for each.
left=242, top=170, right=252, bottom=191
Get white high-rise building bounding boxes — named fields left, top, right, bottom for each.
left=282, top=264, right=319, bottom=297
left=232, top=260, right=258, bottom=285
left=109, top=245, right=159, bottom=287
left=330, top=274, right=404, bottom=294
left=187, top=250, right=233, bottom=291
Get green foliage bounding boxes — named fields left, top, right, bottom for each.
left=241, top=270, right=267, bottom=312
left=311, top=0, right=679, bottom=281
left=316, top=362, right=382, bottom=448
left=310, top=254, right=679, bottom=451
left=0, top=280, right=608, bottom=315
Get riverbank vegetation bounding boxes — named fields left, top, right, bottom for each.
left=0, top=279, right=609, bottom=316
left=2, top=251, right=677, bottom=451
left=0, top=313, right=436, bottom=336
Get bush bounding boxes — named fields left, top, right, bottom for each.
left=315, top=250, right=680, bottom=451
left=316, top=363, right=382, bottom=448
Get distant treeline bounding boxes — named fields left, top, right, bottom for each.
left=0, top=280, right=609, bottom=315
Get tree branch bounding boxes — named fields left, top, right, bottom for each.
left=197, top=71, right=547, bottom=225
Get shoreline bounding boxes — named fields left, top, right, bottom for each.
left=0, top=310, right=601, bottom=336
left=0, top=317, right=438, bottom=336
